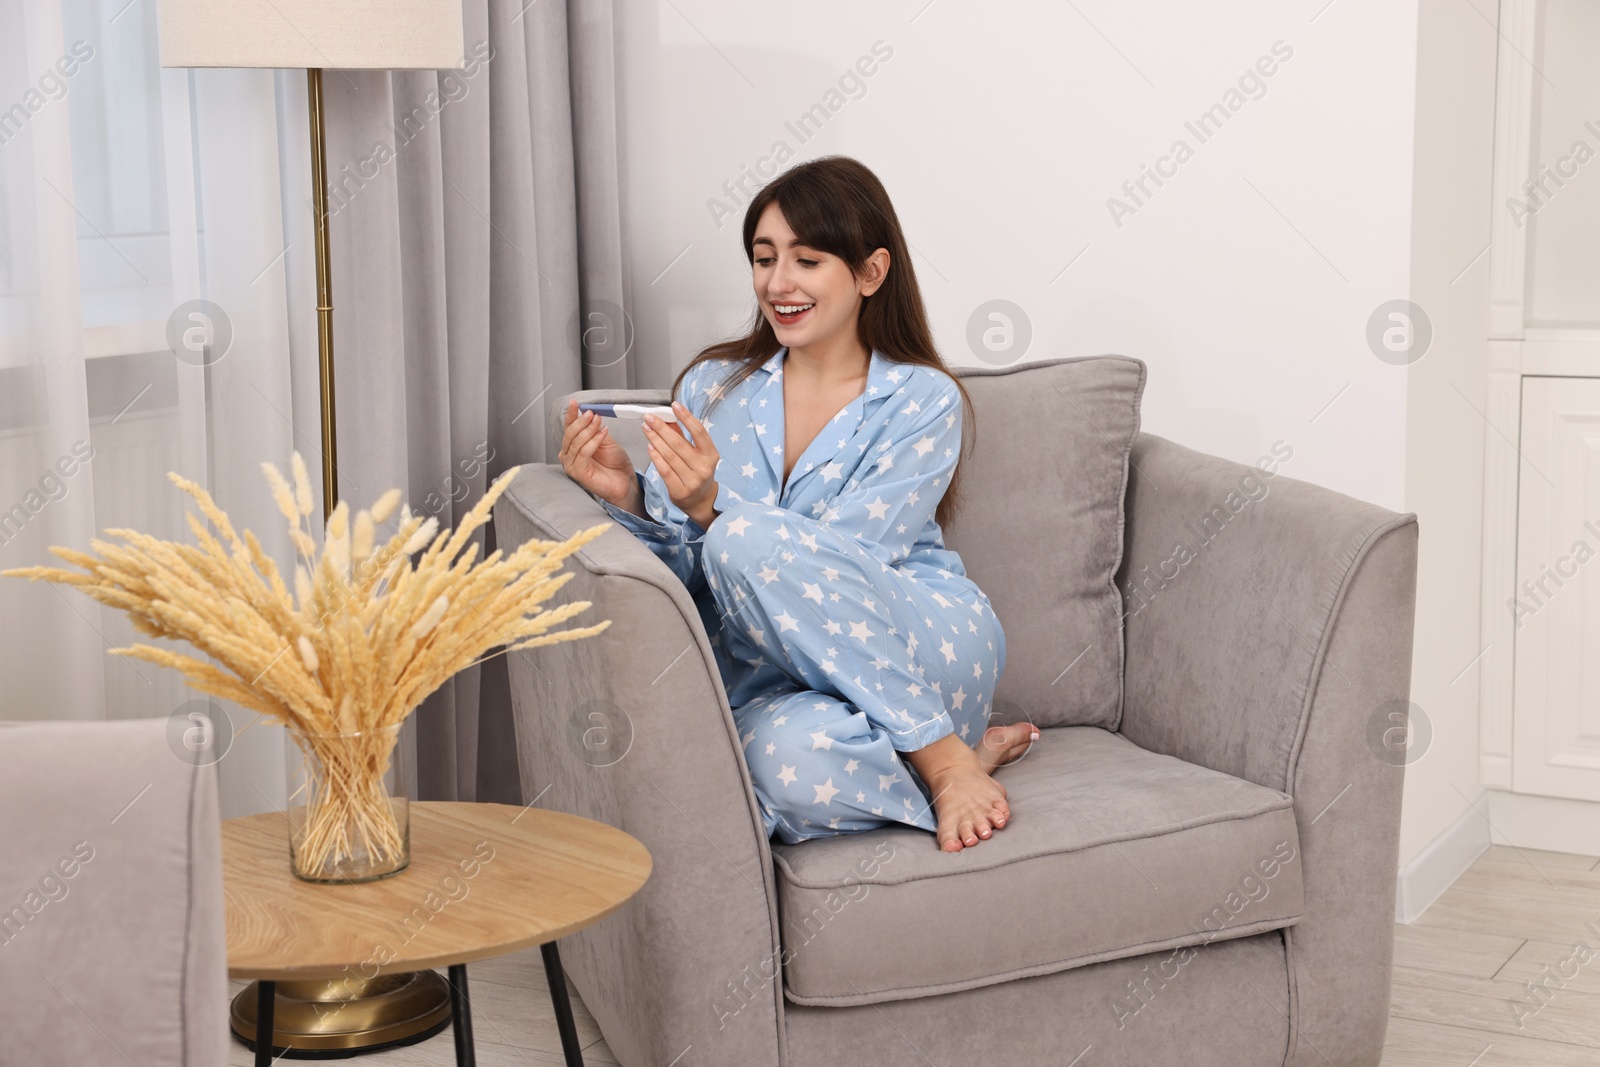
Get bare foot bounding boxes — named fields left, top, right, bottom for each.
left=919, top=751, right=1013, bottom=853
left=975, top=722, right=1039, bottom=776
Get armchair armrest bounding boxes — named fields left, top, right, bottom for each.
left=493, top=464, right=786, bottom=1067
left=0, top=719, right=228, bottom=1066
left=1116, top=432, right=1418, bottom=1067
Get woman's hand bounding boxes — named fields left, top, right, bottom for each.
left=645, top=400, right=720, bottom=529
left=559, top=399, right=638, bottom=509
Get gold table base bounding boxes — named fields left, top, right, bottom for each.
left=230, top=972, right=452, bottom=1056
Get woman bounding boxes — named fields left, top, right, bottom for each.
left=558, top=156, right=1035, bottom=853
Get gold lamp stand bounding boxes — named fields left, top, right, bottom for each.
left=228, top=68, right=454, bottom=1058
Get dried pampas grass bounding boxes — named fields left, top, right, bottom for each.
left=3, top=455, right=613, bottom=877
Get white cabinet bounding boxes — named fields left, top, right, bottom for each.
left=1479, top=0, right=1600, bottom=834
left=1513, top=377, right=1600, bottom=801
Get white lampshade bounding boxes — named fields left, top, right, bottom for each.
left=159, top=0, right=465, bottom=69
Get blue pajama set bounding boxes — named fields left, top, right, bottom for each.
left=595, top=346, right=1007, bottom=844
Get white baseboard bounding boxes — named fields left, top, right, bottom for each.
left=1395, top=796, right=1491, bottom=924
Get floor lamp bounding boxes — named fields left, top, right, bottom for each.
left=159, top=0, right=465, bottom=1056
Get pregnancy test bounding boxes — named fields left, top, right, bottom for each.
left=577, top=402, right=678, bottom=422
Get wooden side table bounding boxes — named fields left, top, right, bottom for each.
left=223, top=801, right=651, bottom=1066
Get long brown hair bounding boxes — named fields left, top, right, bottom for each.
left=669, top=155, right=975, bottom=529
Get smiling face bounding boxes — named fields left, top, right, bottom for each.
left=751, top=201, right=887, bottom=355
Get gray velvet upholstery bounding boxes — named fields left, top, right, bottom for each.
left=0, top=718, right=230, bottom=1067
left=503, top=353, right=1418, bottom=1067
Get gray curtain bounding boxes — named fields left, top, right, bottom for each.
left=309, top=0, right=630, bottom=802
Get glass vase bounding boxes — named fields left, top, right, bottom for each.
left=285, top=721, right=411, bottom=883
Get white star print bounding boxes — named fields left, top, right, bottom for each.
left=724, top=515, right=752, bottom=536
left=813, top=779, right=840, bottom=805
left=864, top=497, right=890, bottom=520
left=775, top=611, right=800, bottom=632
left=777, top=765, right=798, bottom=787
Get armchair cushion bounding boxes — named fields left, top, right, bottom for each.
left=770, top=725, right=1302, bottom=1007
left=941, top=355, right=1145, bottom=729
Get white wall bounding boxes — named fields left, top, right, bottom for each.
left=1396, top=0, right=1495, bottom=883
left=615, top=0, right=1419, bottom=510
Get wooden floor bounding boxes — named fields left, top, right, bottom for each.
left=1383, top=843, right=1600, bottom=1066
left=226, top=843, right=1600, bottom=1066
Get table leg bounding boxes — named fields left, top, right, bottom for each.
left=255, top=980, right=276, bottom=1067
left=541, top=941, right=585, bottom=1067
left=448, top=964, right=476, bottom=1067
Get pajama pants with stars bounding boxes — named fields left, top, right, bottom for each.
left=700, top=503, right=1006, bottom=845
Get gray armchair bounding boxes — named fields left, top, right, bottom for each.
left=494, top=354, right=1417, bottom=1067
left=0, top=718, right=230, bottom=1066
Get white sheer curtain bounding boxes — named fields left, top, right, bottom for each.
left=0, top=0, right=315, bottom=816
